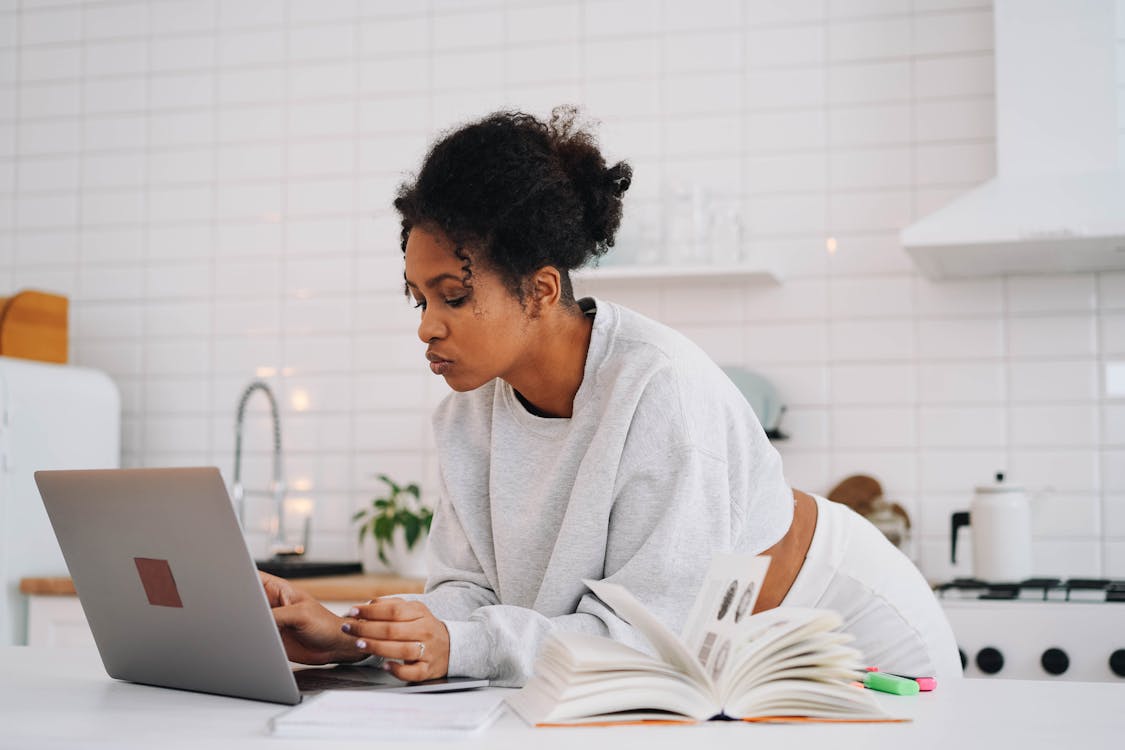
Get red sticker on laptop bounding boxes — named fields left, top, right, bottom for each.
left=134, top=557, right=184, bottom=608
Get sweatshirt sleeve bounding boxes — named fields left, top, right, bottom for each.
left=435, top=445, right=740, bottom=687
left=399, top=473, right=500, bottom=619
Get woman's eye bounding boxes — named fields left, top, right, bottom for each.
left=412, top=295, right=466, bottom=310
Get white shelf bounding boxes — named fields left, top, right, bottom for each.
left=572, top=263, right=783, bottom=284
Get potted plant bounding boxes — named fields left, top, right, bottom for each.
left=353, top=474, right=433, bottom=577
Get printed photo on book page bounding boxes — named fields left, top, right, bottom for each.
left=680, top=555, right=770, bottom=681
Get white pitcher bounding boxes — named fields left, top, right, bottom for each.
left=950, top=472, right=1033, bottom=582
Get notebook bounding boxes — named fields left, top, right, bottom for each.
left=270, top=689, right=508, bottom=739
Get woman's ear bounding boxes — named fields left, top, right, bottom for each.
left=529, top=266, right=563, bottom=314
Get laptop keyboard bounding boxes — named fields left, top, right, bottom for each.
left=294, top=670, right=391, bottom=692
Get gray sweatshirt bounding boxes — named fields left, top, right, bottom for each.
left=414, top=298, right=793, bottom=687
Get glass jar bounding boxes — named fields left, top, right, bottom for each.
left=865, top=496, right=911, bottom=554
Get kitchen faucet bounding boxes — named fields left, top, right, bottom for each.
left=231, top=380, right=297, bottom=556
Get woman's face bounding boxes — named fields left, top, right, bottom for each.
left=403, top=225, right=533, bottom=392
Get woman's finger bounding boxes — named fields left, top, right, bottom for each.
left=270, top=603, right=305, bottom=629
left=350, top=598, right=426, bottom=622
left=259, top=573, right=286, bottom=607
left=384, top=659, right=430, bottom=683
left=342, top=618, right=418, bottom=642
left=260, top=572, right=311, bottom=608
left=352, top=638, right=427, bottom=662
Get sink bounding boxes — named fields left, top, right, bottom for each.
left=255, top=559, right=363, bottom=579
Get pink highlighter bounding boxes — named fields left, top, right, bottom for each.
left=897, top=675, right=936, bottom=692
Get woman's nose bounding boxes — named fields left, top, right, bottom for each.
left=417, top=308, right=445, bottom=343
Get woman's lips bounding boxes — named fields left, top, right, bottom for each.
left=426, top=352, right=452, bottom=375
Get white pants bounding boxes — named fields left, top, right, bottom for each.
left=781, top=494, right=962, bottom=682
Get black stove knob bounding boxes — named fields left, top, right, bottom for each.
left=976, top=647, right=1004, bottom=674
left=958, top=648, right=967, bottom=671
left=1110, top=650, right=1125, bottom=678
left=1041, top=648, right=1069, bottom=675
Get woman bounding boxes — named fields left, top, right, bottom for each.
left=263, top=108, right=960, bottom=687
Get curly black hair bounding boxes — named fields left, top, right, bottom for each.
left=393, top=106, right=632, bottom=306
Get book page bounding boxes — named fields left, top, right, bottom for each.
left=720, top=613, right=851, bottom=699
left=583, top=578, right=711, bottom=689
left=679, top=554, right=771, bottom=682
left=545, top=632, right=685, bottom=676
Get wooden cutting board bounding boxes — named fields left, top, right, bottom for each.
left=0, top=290, right=68, bottom=364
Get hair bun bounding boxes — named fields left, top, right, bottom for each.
left=549, top=108, right=631, bottom=248
left=396, top=107, right=634, bottom=292
left=606, top=162, right=632, bottom=198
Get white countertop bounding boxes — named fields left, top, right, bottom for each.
left=2, top=646, right=1122, bottom=749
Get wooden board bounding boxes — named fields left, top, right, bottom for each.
left=0, top=290, right=68, bottom=364
left=20, top=573, right=425, bottom=601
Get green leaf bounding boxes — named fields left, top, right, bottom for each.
left=405, top=483, right=420, bottom=499
left=403, top=515, right=421, bottom=548
left=358, top=524, right=369, bottom=543
left=373, top=515, right=393, bottom=542
left=374, top=499, right=390, bottom=510
left=351, top=510, right=367, bottom=522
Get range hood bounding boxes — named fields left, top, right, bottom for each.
left=902, top=0, right=1125, bottom=279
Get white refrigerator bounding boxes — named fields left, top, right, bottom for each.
left=0, top=356, right=120, bottom=646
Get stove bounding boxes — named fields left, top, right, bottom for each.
left=936, top=578, right=1125, bottom=682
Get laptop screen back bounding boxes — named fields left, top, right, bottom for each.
left=34, top=467, right=301, bottom=705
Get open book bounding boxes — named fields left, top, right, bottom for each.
left=507, top=554, right=900, bottom=726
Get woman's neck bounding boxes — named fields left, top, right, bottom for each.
left=507, top=306, right=594, bottom=419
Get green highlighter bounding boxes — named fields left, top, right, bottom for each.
left=864, top=671, right=921, bottom=696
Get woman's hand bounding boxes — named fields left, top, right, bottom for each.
left=341, top=598, right=451, bottom=682
left=258, top=571, right=311, bottom=608
left=258, top=571, right=360, bottom=666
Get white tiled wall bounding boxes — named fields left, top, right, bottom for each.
left=2, top=0, right=1124, bottom=580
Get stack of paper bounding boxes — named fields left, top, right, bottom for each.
left=270, top=689, right=507, bottom=739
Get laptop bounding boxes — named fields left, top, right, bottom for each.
left=33, top=466, right=486, bottom=705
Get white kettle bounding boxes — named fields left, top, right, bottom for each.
left=950, top=472, right=1033, bottom=582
